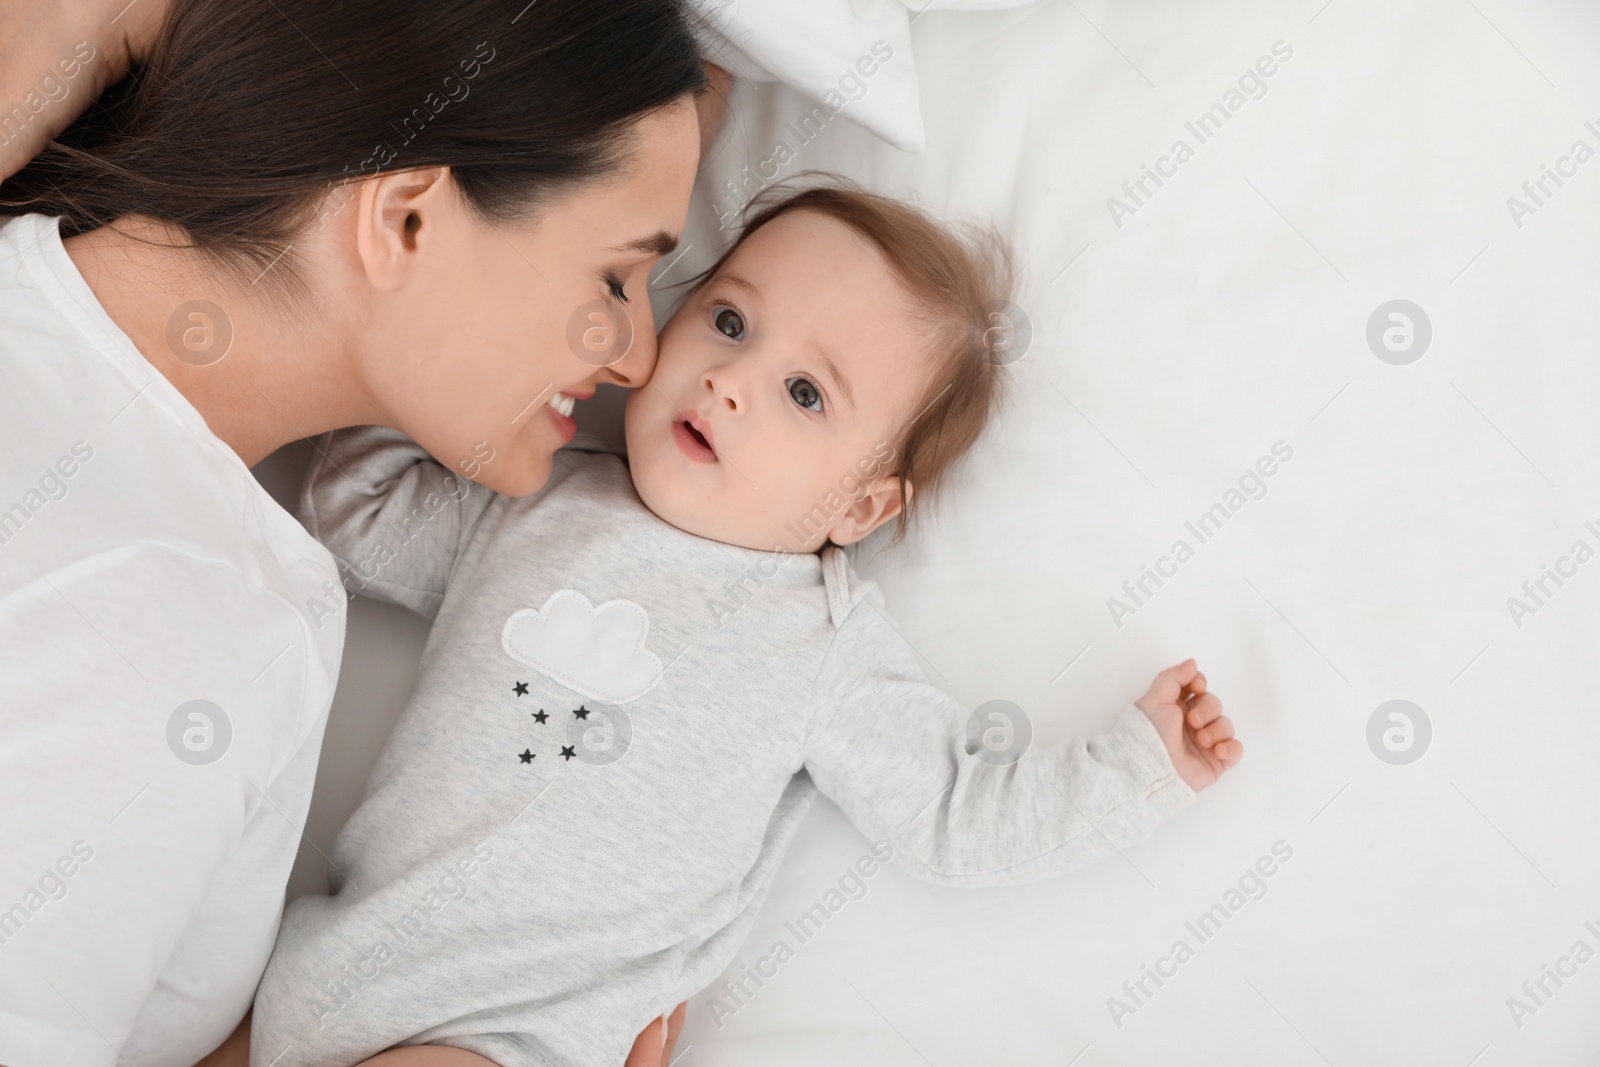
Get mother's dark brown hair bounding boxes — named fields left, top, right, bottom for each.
left=2, top=0, right=709, bottom=289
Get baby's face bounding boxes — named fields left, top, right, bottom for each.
left=625, top=210, right=931, bottom=552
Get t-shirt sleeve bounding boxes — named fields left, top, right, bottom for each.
left=299, top=427, right=496, bottom=619
left=800, top=594, right=1197, bottom=888
left=0, top=547, right=322, bottom=1066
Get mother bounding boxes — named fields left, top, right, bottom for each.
left=0, top=0, right=724, bottom=1063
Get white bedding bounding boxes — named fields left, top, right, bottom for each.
left=269, top=1, right=1600, bottom=1062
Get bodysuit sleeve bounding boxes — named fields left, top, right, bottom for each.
left=299, top=427, right=497, bottom=620
left=800, top=581, right=1196, bottom=888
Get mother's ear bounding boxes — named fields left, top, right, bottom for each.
left=354, top=167, right=455, bottom=290
left=829, top=476, right=912, bottom=547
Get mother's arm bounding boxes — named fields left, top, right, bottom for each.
left=0, top=0, right=166, bottom=180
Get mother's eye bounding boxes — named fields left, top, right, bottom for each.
left=787, top=376, right=823, bottom=413
left=712, top=306, right=745, bottom=340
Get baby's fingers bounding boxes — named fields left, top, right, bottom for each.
left=1211, top=737, right=1244, bottom=770
left=1185, top=692, right=1223, bottom=729
left=1194, top=713, right=1234, bottom=748
left=1145, top=658, right=1199, bottom=705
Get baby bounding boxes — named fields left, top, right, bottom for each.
left=253, top=181, right=1241, bottom=1067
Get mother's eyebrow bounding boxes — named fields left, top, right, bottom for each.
left=610, top=230, right=680, bottom=256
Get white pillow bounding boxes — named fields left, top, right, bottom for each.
left=690, top=0, right=927, bottom=152
left=687, top=1, right=1044, bottom=153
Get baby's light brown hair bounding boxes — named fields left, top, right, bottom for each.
left=680, top=174, right=1017, bottom=547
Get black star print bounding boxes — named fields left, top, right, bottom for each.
left=532, top=709, right=548, bottom=724
left=573, top=705, right=590, bottom=720
left=518, top=749, right=535, bottom=763
left=513, top=681, right=529, bottom=697
left=560, top=745, right=577, bottom=761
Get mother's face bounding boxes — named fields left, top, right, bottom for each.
left=346, top=96, right=701, bottom=496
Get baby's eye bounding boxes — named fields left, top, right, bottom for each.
left=712, top=306, right=745, bottom=340
left=787, top=377, right=823, bottom=413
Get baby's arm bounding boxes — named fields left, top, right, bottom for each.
left=300, top=427, right=497, bottom=619
left=802, top=597, right=1240, bottom=888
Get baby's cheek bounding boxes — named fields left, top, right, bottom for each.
left=758, top=476, right=833, bottom=547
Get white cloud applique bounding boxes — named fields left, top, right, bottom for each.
left=501, top=590, right=664, bottom=704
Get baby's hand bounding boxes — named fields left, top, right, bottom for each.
left=1133, top=658, right=1242, bottom=791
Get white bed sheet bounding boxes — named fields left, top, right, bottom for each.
left=270, top=1, right=1600, bottom=1063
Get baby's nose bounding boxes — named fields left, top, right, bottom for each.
left=703, top=374, right=739, bottom=412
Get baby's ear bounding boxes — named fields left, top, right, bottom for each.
left=829, top=476, right=911, bottom=547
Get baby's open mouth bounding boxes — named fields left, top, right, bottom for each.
left=672, top=417, right=717, bottom=462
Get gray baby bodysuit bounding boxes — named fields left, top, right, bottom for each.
left=251, top=427, right=1196, bottom=1067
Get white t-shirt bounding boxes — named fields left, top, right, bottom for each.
left=0, top=214, right=344, bottom=1067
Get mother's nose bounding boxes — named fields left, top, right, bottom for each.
left=603, top=308, right=659, bottom=389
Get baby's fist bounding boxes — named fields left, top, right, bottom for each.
left=1134, top=658, right=1242, bottom=791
